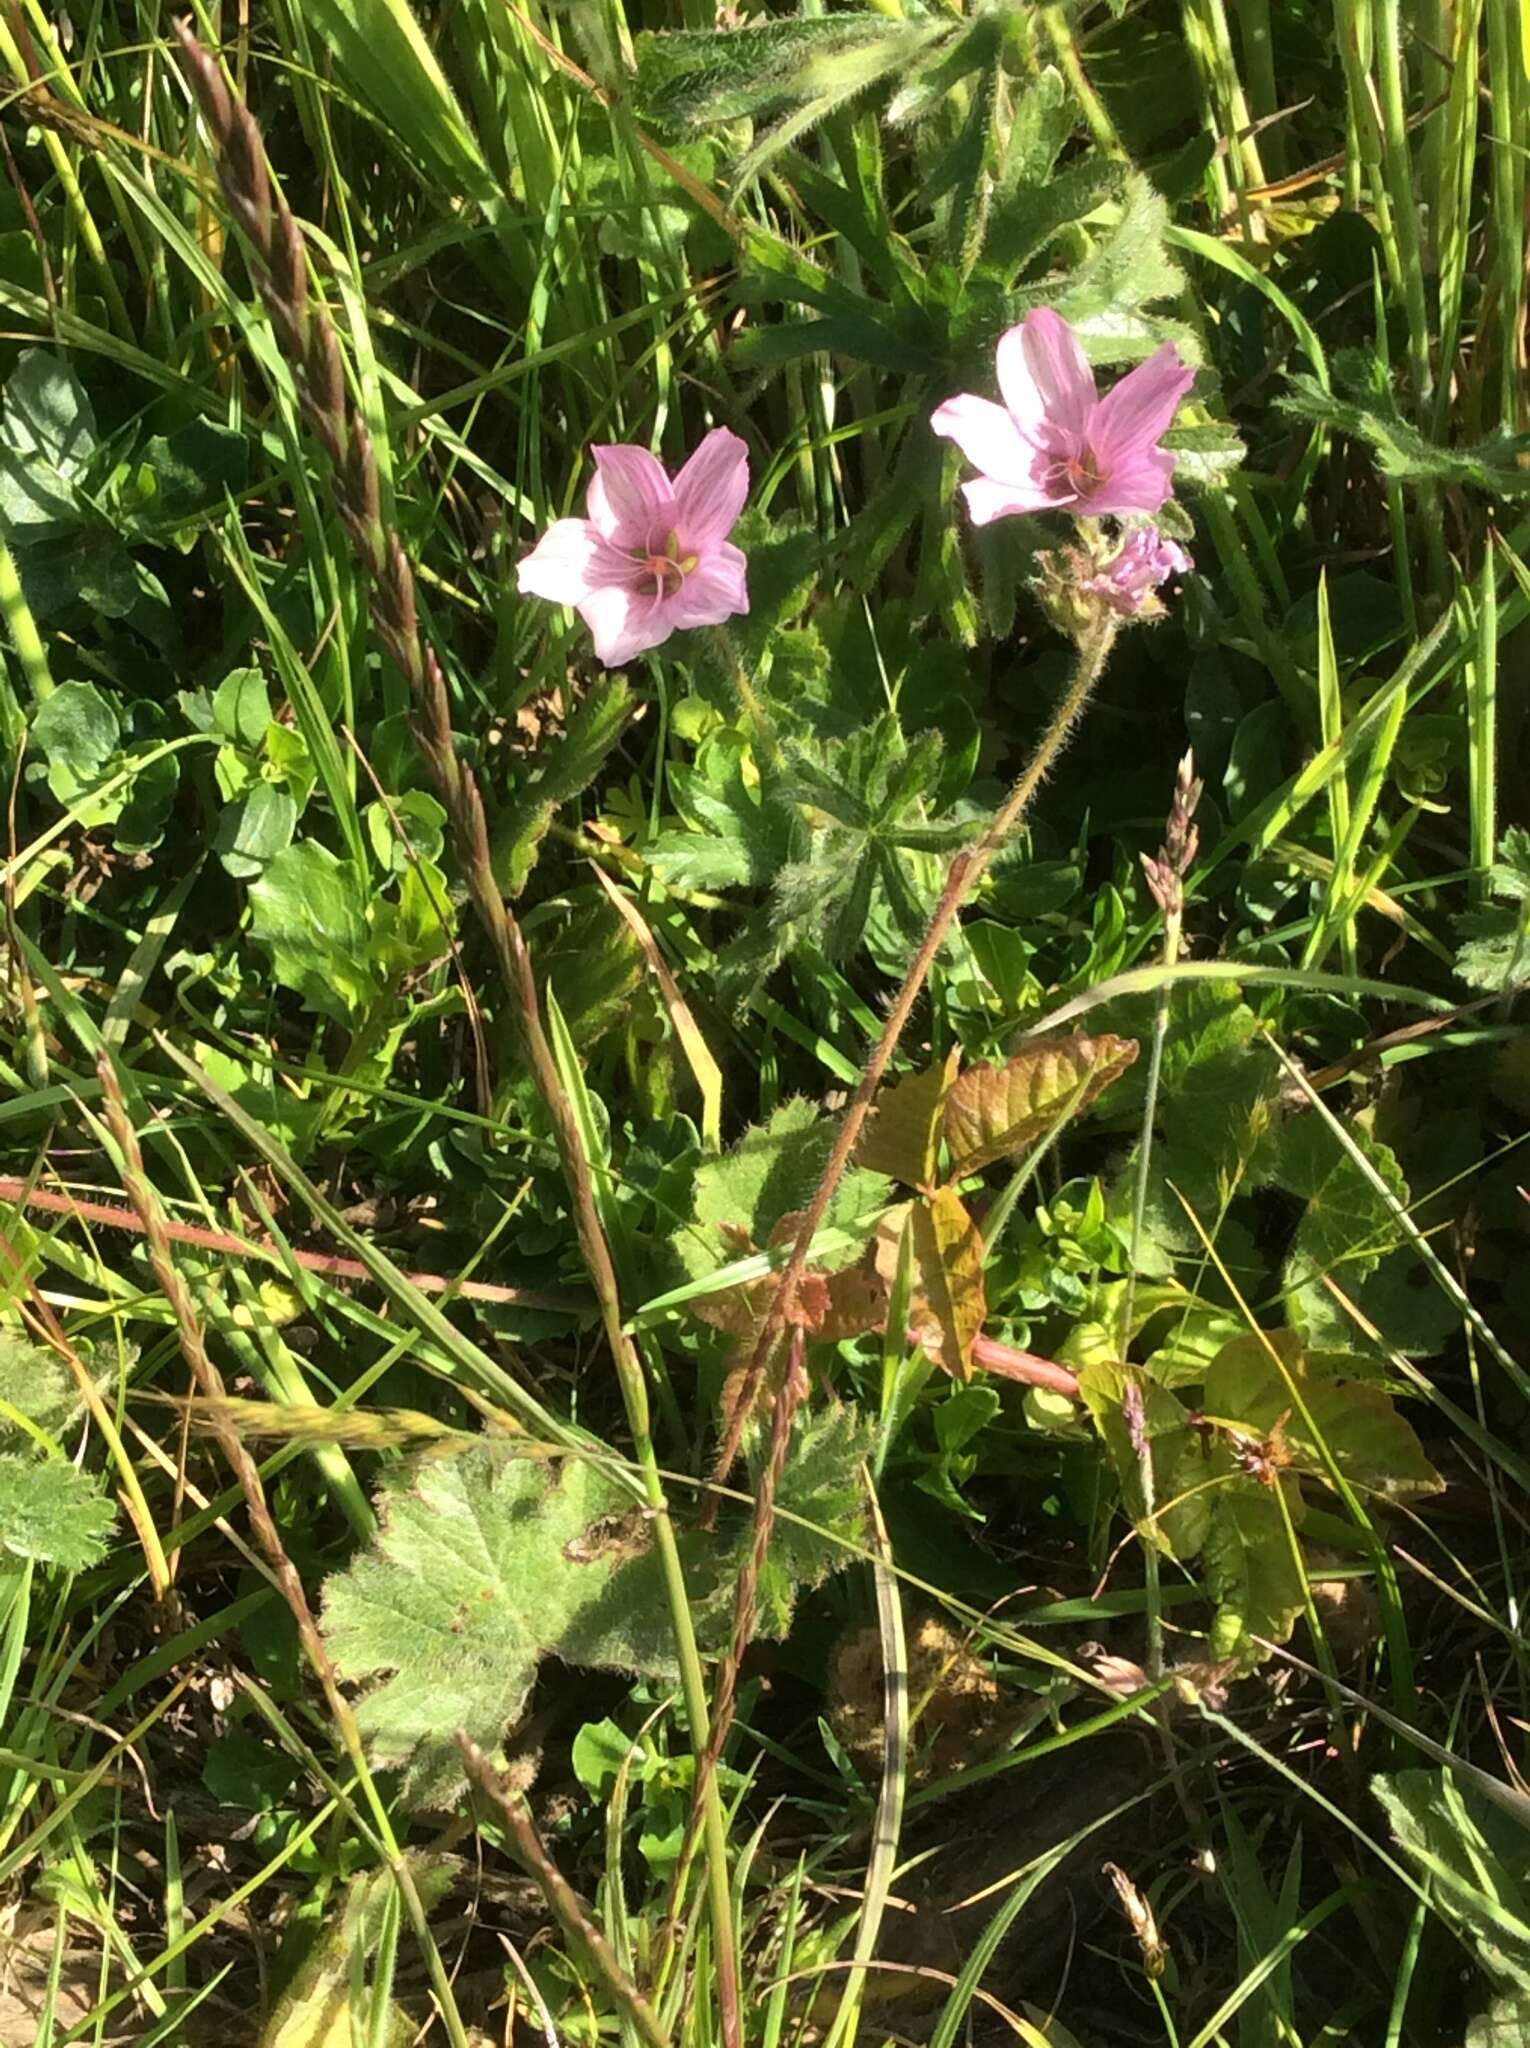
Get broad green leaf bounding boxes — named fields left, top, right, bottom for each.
left=0, top=1333, right=79, bottom=1444
left=213, top=667, right=271, bottom=752
left=857, top=1049, right=959, bottom=1188
left=322, top=1448, right=688, bottom=1805
left=137, top=417, right=247, bottom=527
left=682, top=1098, right=889, bottom=1274
left=324, top=1419, right=872, bottom=1805
left=1272, top=1112, right=1455, bottom=1355
left=634, top=18, right=926, bottom=129
left=943, top=1032, right=1138, bottom=1179
left=1203, top=1330, right=1443, bottom=1502
left=1204, top=1473, right=1306, bottom=1662
left=874, top=1187, right=986, bottom=1381
left=1455, top=825, right=1530, bottom=992
left=0, top=348, right=95, bottom=537
left=31, top=678, right=119, bottom=785
left=249, top=841, right=378, bottom=1026
left=216, top=783, right=297, bottom=880
left=0, top=1453, right=114, bottom=1569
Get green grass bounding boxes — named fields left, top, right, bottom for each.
left=3, top=2, right=1530, bottom=2044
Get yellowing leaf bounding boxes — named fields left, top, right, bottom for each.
left=875, top=1188, right=986, bottom=1381
left=858, top=1048, right=960, bottom=1188
left=942, top=1032, right=1138, bottom=1179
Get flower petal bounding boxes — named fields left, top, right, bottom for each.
left=671, top=542, right=749, bottom=630
left=1074, top=449, right=1177, bottom=517
left=579, top=584, right=675, bottom=668
left=1088, top=344, right=1195, bottom=471
left=931, top=393, right=1038, bottom=487
left=673, top=428, right=750, bottom=549
left=517, top=519, right=620, bottom=605
left=997, top=310, right=1096, bottom=446
left=959, top=476, right=1068, bottom=526
left=587, top=444, right=676, bottom=547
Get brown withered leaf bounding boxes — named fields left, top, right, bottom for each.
left=858, top=1048, right=961, bottom=1189
left=874, top=1188, right=987, bottom=1381
left=943, top=1032, right=1139, bottom=1179
left=816, top=1256, right=889, bottom=1341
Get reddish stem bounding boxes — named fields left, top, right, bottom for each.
left=969, top=1333, right=1080, bottom=1397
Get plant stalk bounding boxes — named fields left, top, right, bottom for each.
left=710, top=613, right=1121, bottom=1490
left=171, top=28, right=741, bottom=2037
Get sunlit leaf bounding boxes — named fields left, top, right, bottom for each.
left=874, top=1187, right=986, bottom=1380
left=858, top=1048, right=960, bottom=1188
left=943, top=1032, right=1138, bottom=1179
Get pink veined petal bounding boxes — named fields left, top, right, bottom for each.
left=959, top=475, right=1071, bottom=526
left=587, top=444, right=676, bottom=548
left=579, top=583, right=676, bottom=668
left=517, top=519, right=616, bottom=605
left=931, top=393, right=1039, bottom=488
left=670, top=542, right=749, bottom=630
left=1088, top=344, right=1195, bottom=470
left=996, top=310, right=1096, bottom=447
left=1074, top=448, right=1177, bottom=518
left=672, top=428, right=750, bottom=550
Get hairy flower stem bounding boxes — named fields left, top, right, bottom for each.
left=1124, top=753, right=1202, bottom=1681
left=686, top=1328, right=807, bottom=1851
left=710, top=614, right=1122, bottom=1493
left=172, top=27, right=740, bottom=2039
left=93, top=1056, right=471, bottom=2048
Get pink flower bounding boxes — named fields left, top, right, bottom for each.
left=931, top=309, right=1195, bottom=525
left=1082, top=526, right=1192, bottom=616
left=517, top=429, right=750, bottom=667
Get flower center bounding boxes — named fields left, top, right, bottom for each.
left=1044, top=448, right=1105, bottom=499
left=637, top=530, right=698, bottom=599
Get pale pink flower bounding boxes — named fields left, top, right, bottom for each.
left=931, top=309, right=1195, bottom=525
left=517, top=429, right=749, bottom=667
left=1082, top=526, right=1192, bottom=616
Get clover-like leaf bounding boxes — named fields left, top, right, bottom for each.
left=943, top=1032, right=1138, bottom=1179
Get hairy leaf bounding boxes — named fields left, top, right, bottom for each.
left=0, top=1453, right=114, bottom=1570
left=1374, top=1770, right=1530, bottom=1992
left=944, top=1032, right=1138, bottom=1179
left=0, top=1332, right=80, bottom=1443
left=1455, top=826, right=1530, bottom=992
left=494, top=676, right=631, bottom=897
left=324, top=1418, right=873, bottom=1805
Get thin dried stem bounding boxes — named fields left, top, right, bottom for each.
left=458, top=1732, right=672, bottom=2048
left=170, top=27, right=739, bottom=2032
left=93, top=1054, right=471, bottom=2048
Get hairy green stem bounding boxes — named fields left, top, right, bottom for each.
left=711, top=613, right=1121, bottom=1490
